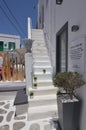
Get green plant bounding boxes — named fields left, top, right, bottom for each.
left=43, top=69, right=46, bottom=73
left=57, top=89, right=61, bottom=95
left=34, top=76, right=37, bottom=81
left=53, top=72, right=85, bottom=98
left=30, top=91, right=34, bottom=97
left=33, top=83, right=37, bottom=88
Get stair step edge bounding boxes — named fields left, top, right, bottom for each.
left=29, top=86, right=57, bottom=90
left=28, top=105, right=57, bottom=113
left=29, top=94, right=56, bottom=101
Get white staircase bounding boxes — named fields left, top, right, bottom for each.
left=28, top=29, right=58, bottom=121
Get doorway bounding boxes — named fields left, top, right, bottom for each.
left=56, top=22, right=68, bottom=73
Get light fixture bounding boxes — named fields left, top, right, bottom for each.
left=56, top=0, right=63, bottom=5
left=71, top=25, right=79, bottom=32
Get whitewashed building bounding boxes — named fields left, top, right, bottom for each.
left=0, top=34, right=20, bottom=52
left=37, top=0, right=86, bottom=130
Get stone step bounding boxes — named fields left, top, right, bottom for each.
left=33, top=80, right=53, bottom=87
left=32, top=33, right=44, bottom=36
left=29, top=95, right=57, bottom=107
left=33, top=56, right=49, bottom=61
left=32, top=35, right=44, bottom=38
left=29, top=86, right=57, bottom=96
left=32, top=34, right=43, bottom=37
left=33, top=56, right=51, bottom=63
left=33, top=66, right=52, bottom=73
left=32, top=32, right=44, bottom=35
left=32, top=37, right=44, bottom=41
left=32, top=38, right=44, bottom=41
left=32, top=31, right=44, bottom=34
left=28, top=105, right=58, bottom=121
left=32, top=45, right=46, bottom=49
left=33, top=51, right=48, bottom=55
left=32, top=45, right=47, bottom=49
left=32, top=49, right=48, bottom=53
left=33, top=52, right=48, bottom=56
left=33, top=61, right=51, bottom=66
left=33, top=65, right=52, bottom=68
left=33, top=73, right=52, bottom=80
left=32, top=46, right=47, bottom=50
left=32, top=29, right=43, bottom=34
left=32, top=43, right=45, bottom=46
left=32, top=40, right=46, bottom=48
left=34, top=72, right=51, bottom=75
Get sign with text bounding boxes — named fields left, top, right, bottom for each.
left=69, top=37, right=86, bottom=74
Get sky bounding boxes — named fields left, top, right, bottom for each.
left=0, top=0, right=38, bottom=44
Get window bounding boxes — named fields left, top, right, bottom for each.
left=0, top=41, right=4, bottom=52
left=56, top=22, right=68, bottom=73
left=8, top=42, right=15, bottom=51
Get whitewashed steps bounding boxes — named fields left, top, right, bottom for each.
left=28, top=29, right=58, bottom=121
left=32, top=33, right=44, bottom=37
left=32, top=41, right=45, bottom=45
left=32, top=46, right=47, bottom=51
left=33, top=61, right=51, bottom=66
left=33, top=57, right=49, bottom=61
left=32, top=29, right=43, bottom=35
left=32, top=29, right=43, bottom=33
left=34, top=80, right=53, bottom=87
left=32, top=38, right=44, bottom=41
left=29, top=95, right=57, bottom=107
left=33, top=51, right=48, bottom=55
left=33, top=65, right=52, bottom=68
left=33, top=66, right=52, bottom=73
left=33, top=73, right=52, bottom=80
left=32, top=50, right=48, bottom=54
left=28, top=105, right=58, bottom=121
left=32, top=30, right=45, bottom=41
left=29, top=87, right=57, bottom=96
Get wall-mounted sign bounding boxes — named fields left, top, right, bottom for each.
left=69, top=37, right=86, bottom=74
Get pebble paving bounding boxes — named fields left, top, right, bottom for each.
left=0, top=100, right=57, bottom=130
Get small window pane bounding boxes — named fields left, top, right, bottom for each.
left=8, top=42, right=15, bottom=50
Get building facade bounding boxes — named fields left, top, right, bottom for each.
left=0, top=34, right=20, bottom=52
left=38, top=0, right=86, bottom=130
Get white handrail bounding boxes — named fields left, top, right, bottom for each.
left=28, top=17, right=32, bottom=39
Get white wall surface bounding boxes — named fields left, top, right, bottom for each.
left=25, top=53, right=32, bottom=95
left=38, top=0, right=86, bottom=130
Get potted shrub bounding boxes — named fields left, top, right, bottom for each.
left=53, top=71, right=85, bottom=130
left=30, top=91, right=34, bottom=98
left=43, top=69, right=46, bottom=74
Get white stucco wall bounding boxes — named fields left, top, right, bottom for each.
left=39, top=0, right=86, bottom=73
left=25, top=52, right=32, bottom=95
left=38, top=0, right=44, bottom=29
left=38, top=0, right=86, bottom=130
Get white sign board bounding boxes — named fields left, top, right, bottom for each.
left=69, top=37, right=86, bottom=74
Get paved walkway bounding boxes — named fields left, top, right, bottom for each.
left=28, top=118, right=57, bottom=130
left=0, top=99, right=58, bottom=130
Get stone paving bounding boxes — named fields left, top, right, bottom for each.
left=0, top=100, right=57, bottom=130
left=0, top=100, right=28, bottom=130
